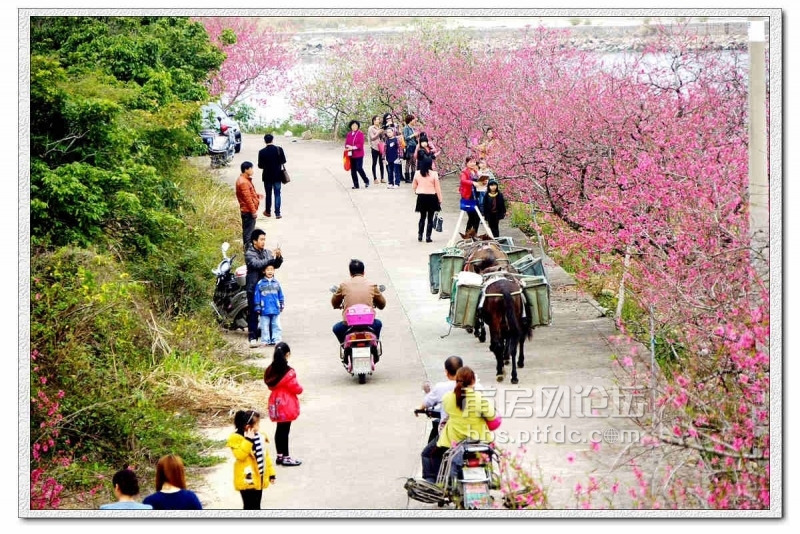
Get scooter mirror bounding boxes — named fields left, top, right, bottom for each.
left=329, top=285, right=339, bottom=293
left=378, top=285, right=386, bottom=292
left=221, top=242, right=230, bottom=253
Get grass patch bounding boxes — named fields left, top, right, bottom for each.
left=30, top=160, right=261, bottom=508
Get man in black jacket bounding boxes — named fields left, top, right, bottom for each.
left=257, top=134, right=287, bottom=219
left=245, top=228, right=283, bottom=347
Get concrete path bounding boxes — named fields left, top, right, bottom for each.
left=192, top=134, right=637, bottom=511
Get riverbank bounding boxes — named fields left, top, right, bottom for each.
left=289, top=18, right=749, bottom=60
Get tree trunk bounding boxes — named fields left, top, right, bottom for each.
left=615, top=248, right=632, bottom=324
left=332, top=111, right=341, bottom=140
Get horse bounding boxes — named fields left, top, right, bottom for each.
left=461, top=242, right=515, bottom=343
left=478, top=276, right=532, bottom=384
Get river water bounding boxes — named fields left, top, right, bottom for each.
left=245, top=20, right=750, bottom=125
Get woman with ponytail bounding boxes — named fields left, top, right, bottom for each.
left=420, top=366, right=495, bottom=483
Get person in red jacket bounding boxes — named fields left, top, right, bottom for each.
left=459, top=157, right=481, bottom=234
left=263, top=342, right=303, bottom=466
left=345, top=120, right=370, bottom=189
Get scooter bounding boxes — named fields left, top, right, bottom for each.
left=211, top=242, right=249, bottom=330
left=330, top=284, right=386, bottom=384
left=200, top=119, right=236, bottom=168
left=404, top=409, right=500, bottom=510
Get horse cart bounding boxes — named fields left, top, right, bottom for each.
left=428, top=224, right=553, bottom=383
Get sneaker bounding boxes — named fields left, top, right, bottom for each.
left=380, top=179, right=387, bottom=183
left=276, top=456, right=284, bottom=465
left=281, top=456, right=302, bottom=466
left=249, top=339, right=259, bottom=348
left=365, top=182, right=370, bottom=188
left=276, top=215, right=282, bottom=219
left=374, top=179, right=379, bottom=184
left=426, top=238, right=433, bottom=243
left=263, top=211, right=271, bottom=217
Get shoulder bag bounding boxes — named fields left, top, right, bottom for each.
left=279, top=147, right=290, bottom=183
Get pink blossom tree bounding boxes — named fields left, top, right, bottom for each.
left=195, top=17, right=297, bottom=110
left=306, top=22, right=770, bottom=508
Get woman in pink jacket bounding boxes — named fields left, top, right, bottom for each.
left=412, top=158, right=443, bottom=243
left=344, top=120, right=370, bottom=189
left=264, top=342, right=303, bottom=466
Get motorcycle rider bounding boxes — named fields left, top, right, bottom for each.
left=421, top=367, right=494, bottom=484
left=245, top=229, right=283, bottom=348
left=331, top=259, right=386, bottom=344
left=418, top=356, right=464, bottom=444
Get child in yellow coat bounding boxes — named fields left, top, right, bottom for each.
left=227, top=410, right=276, bottom=510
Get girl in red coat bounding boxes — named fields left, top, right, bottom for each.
left=264, top=342, right=303, bottom=466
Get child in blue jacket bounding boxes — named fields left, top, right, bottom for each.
left=254, top=265, right=285, bottom=346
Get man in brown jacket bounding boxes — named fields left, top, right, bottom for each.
left=331, top=259, right=386, bottom=344
left=236, top=161, right=260, bottom=247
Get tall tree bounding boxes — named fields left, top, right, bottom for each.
left=195, top=17, right=297, bottom=110
left=304, top=23, right=769, bottom=508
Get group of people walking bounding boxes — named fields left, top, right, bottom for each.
left=346, top=114, right=507, bottom=241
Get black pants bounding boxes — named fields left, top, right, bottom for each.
left=241, top=212, right=256, bottom=249
left=350, top=157, right=369, bottom=188
left=465, top=208, right=480, bottom=234
left=370, top=148, right=384, bottom=181
left=418, top=210, right=435, bottom=240
left=275, top=421, right=292, bottom=456
left=405, top=153, right=416, bottom=181
left=240, top=489, right=262, bottom=510
left=487, top=216, right=500, bottom=239
left=247, top=289, right=259, bottom=341
left=428, top=420, right=441, bottom=445
left=421, top=440, right=448, bottom=483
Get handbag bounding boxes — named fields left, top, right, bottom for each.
left=378, top=140, right=386, bottom=156
left=343, top=150, right=351, bottom=171
left=460, top=198, right=476, bottom=212
left=281, top=166, right=290, bottom=184
left=433, top=212, right=443, bottom=233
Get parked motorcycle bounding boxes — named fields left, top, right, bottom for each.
left=330, top=284, right=386, bottom=384
left=211, top=242, right=249, bottom=330
left=200, top=118, right=236, bottom=168
left=404, top=408, right=500, bottom=510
